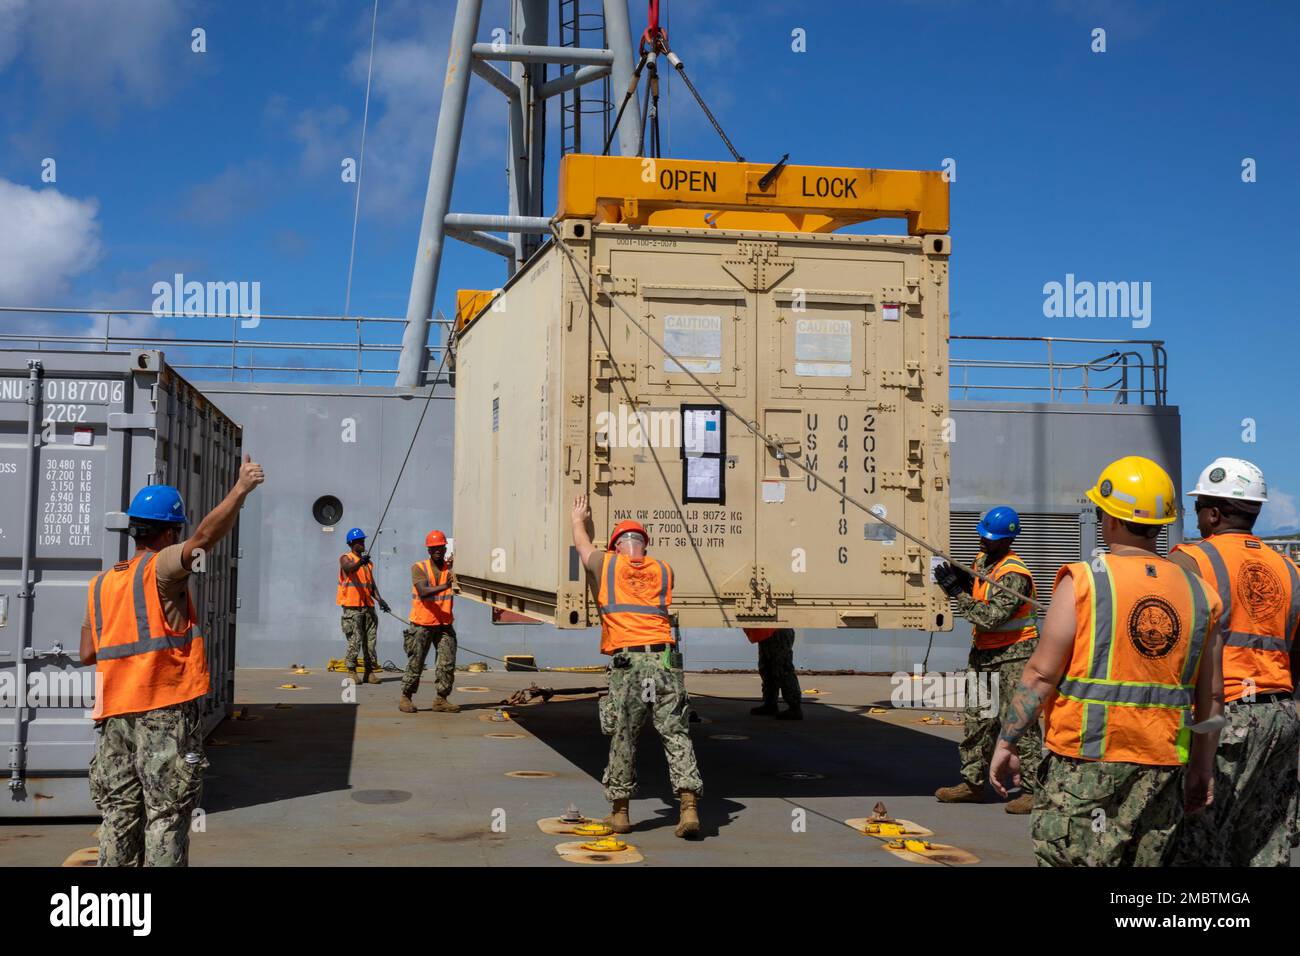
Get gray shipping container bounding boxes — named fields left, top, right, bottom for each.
left=0, top=349, right=242, bottom=817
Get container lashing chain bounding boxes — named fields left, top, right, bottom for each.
left=601, top=0, right=744, bottom=163
left=546, top=221, right=1049, bottom=613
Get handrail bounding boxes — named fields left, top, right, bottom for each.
left=0, top=308, right=1166, bottom=400
left=0, top=306, right=449, bottom=384
left=949, top=335, right=1166, bottom=405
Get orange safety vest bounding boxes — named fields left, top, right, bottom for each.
left=337, top=553, right=376, bottom=607
left=597, top=553, right=674, bottom=655
left=1173, top=533, right=1299, bottom=702
left=744, top=628, right=777, bottom=644
left=970, top=551, right=1039, bottom=650
left=1044, top=554, right=1220, bottom=766
left=409, top=559, right=454, bottom=626
left=86, top=551, right=208, bottom=720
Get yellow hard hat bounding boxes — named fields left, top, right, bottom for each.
left=1086, top=456, right=1178, bottom=525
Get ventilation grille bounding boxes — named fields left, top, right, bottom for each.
left=1095, top=522, right=1170, bottom=557
left=949, top=510, right=1171, bottom=595
left=950, top=511, right=1086, bottom=594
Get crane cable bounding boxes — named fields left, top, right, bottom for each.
left=546, top=221, right=1049, bottom=613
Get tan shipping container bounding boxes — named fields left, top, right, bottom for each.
left=452, top=220, right=951, bottom=631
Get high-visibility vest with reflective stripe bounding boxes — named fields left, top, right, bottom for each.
left=1173, top=534, right=1299, bottom=702
left=1044, top=554, right=1220, bottom=766
left=86, top=551, right=208, bottom=720
left=597, top=553, right=674, bottom=655
left=337, top=553, right=375, bottom=607
left=409, top=559, right=454, bottom=626
left=970, top=551, right=1039, bottom=650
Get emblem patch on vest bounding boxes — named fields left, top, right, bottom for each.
left=1237, top=560, right=1283, bottom=624
left=1127, top=596, right=1181, bottom=659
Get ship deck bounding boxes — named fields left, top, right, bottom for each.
left=7, top=667, right=1285, bottom=868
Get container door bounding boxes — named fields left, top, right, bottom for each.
left=0, top=361, right=129, bottom=804
left=754, top=242, right=917, bottom=617
left=596, top=237, right=756, bottom=623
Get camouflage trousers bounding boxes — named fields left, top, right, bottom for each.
left=600, top=649, right=703, bottom=801
left=401, top=624, right=456, bottom=698
left=88, top=698, right=207, bottom=867
left=341, top=606, right=379, bottom=671
left=757, top=629, right=801, bottom=707
left=960, top=641, right=1043, bottom=794
left=1172, top=697, right=1300, bottom=867
left=1032, top=751, right=1184, bottom=867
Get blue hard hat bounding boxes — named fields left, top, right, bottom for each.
left=976, top=505, right=1021, bottom=541
left=346, top=527, right=367, bottom=544
left=127, top=484, right=187, bottom=524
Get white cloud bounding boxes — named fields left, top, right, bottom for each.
left=0, top=179, right=102, bottom=304
left=1, top=0, right=195, bottom=110
left=1259, top=489, right=1300, bottom=535
left=282, top=0, right=504, bottom=218
left=0, top=0, right=29, bottom=70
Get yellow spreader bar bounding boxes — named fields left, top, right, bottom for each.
left=555, top=154, right=949, bottom=236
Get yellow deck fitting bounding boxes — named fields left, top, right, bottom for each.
left=865, top=822, right=906, bottom=837
left=555, top=154, right=949, bottom=235
left=573, top=823, right=613, bottom=837
left=579, top=837, right=629, bottom=853
left=61, top=847, right=99, bottom=867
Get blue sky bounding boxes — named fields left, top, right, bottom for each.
left=1, top=0, right=1297, bottom=533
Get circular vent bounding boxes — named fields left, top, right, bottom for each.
left=312, top=495, right=344, bottom=526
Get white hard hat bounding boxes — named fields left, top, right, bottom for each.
left=1187, top=457, right=1268, bottom=504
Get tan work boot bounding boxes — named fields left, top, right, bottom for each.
left=1004, top=793, right=1034, bottom=814
left=398, top=695, right=417, bottom=714
left=934, top=780, right=984, bottom=803
left=604, top=798, right=632, bottom=834
left=365, top=671, right=381, bottom=685
left=430, top=696, right=460, bottom=713
left=675, top=790, right=701, bottom=839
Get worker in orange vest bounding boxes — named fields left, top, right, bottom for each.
left=572, top=494, right=703, bottom=839
left=989, top=456, right=1226, bottom=866
left=1169, top=458, right=1300, bottom=866
left=79, top=454, right=264, bottom=866
left=933, top=505, right=1043, bottom=814
left=399, top=529, right=459, bottom=714
left=338, top=527, right=390, bottom=683
left=743, top=628, right=802, bottom=719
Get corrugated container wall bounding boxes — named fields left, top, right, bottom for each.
left=454, top=221, right=952, bottom=630
left=0, top=350, right=241, bottom=817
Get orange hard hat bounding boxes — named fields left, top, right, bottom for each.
left=425, top=530, right=448, bottom=547
left=607, top=520, right=649, bottom=551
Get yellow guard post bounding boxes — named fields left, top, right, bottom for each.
left=555, top=154, right=948, bottom=235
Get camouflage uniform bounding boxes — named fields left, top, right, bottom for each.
left=341, top=606, right=379, bottom=671
left=401, top=624, right=457, bottom=698
left=88, top=698, right=207, bottom=867
left=756, top=628, right=801, bottom=707
left=601, top=648, right=703, bottom=801
left=1032, top=751, right=1184, bottom=866
left=953, top=563, right=1043, bottom=792
left=1172, top=697, right=1300, bottom=867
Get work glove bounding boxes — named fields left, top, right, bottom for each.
left=378, top=599, right=391, bottom=614
left=357, top=553, right=372, bottom=567
left=952, top=564, right=974, bottom=594
left=933, top=562, right=965, bottom=598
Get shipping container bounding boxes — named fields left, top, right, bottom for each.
left=0, top=349, right=242, bottom=817
left=453, top=214, right=952, bottom=630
